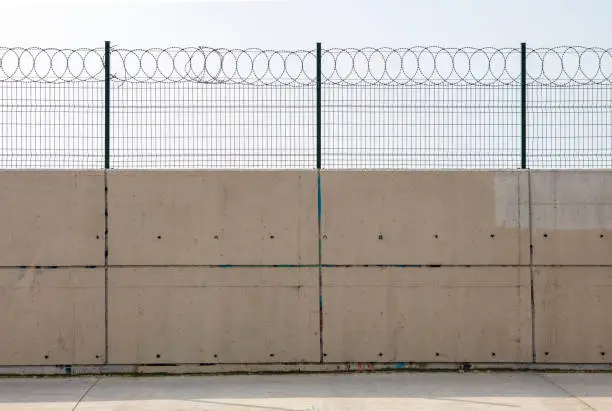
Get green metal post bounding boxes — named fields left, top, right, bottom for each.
left=521, top=42, right=527, bottom=169
left=316, top=42, right=321, bottom=169
left=104, top=41, right=110, bottom=169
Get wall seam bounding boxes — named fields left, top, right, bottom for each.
left=4, top=264, right=612, bottom=269
left=528, top=170, right=536, bottom=363
left=104, top=170, right=109, bottom=365
left=318, top=170, right=323, bottom=363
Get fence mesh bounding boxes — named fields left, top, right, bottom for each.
left=0, top=44, right=611, bottom=169
left=321, top=47, right=522, bottom=168
left=526, top=47, right=612, bottom=168
left=0, top=48, right=104, bottom=168
left=109, top=48, right=316, bottom=169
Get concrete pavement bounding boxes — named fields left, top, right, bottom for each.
left=0, top=372, right=611, bottom=410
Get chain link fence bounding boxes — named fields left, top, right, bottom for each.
left=1, top=44, right=611, bottom=169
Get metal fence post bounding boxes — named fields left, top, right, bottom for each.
left=521, top=42, right=527, bottom=169
left=316, top=42, right=322, bottom=169
left=104, top=41, right=111, bottom=169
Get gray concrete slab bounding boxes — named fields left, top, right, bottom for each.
left=0, top=377, right=97, bottom=411
left=1, top=372, right=611, bottom=410
left=541, top=373, right=612, bottom=410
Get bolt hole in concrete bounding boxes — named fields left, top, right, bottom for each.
left=269, top=354, right=275, bottom=358
left=491, top=352, right=496, bottom=357
left=378, top=353, right=383, bottom=357
left=543, top=233, right=548, bottom=238
left=44, top=355, right=49, bottom=359
left=156, top=354, right=161, bottom=359
left=269, top=235, right=275, bottom=239
left=214, top=235, right=219, bottom=239
left=322, top=235, right=327, bottom=240
left=96, top=235, right=100, bottom=239
left=214, top=354, right=218, bottom=358
left=378, top=234, right=383, bottom=240
left=435, top=353, right=440, bottom=357
left=157, top=235, right=162, bottom=239
left=602, top=352, right=606, bottom=356
left=323, top=353, right=327, bottom=357
left=95, top=355, right=100, bottom=359
left=490, top=234, right=495, bottom=238
left=601, top=234, right=605, bottom=238
left=434, top=234, right=438, bottom=239
left=545, top=352, right=549, bottom=356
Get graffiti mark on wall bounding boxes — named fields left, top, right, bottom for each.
left=345, top=362, right=375, bottom=373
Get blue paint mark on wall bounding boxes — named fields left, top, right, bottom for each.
left=317, top=172, right=322, bottom=220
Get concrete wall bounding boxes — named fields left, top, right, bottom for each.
left=320, top=171, right=530, bottom=265
left=107, top=170, right=318, bottom=266
left=531, top=171, right=612, bottom=265
left=534, top=267, right=612, bottom=364
left=107, top=267, right=319, bottom=364
left=0, top=171, right=105, bottom=266
left=0, top=268, right=105, bottom=366
left=322, top=266, right=532, bottom=363
left=1, top=169, right=611, bottom=368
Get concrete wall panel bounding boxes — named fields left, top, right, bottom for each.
left=0, top=171, right=105, bottom=266
left=108, top=267, right=319, bottom=364
left=322, top=267, right=532, bottom=363
left=107, top=171, right=318, bottom=265
left=321, top=171, right=529, bottom=265
left=531, top=171, right=612, bottom=265
left=534, top=267, right=612, bottom=363
left=0, top=268, right=105, bottom=365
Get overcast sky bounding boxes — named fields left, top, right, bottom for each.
left=0, top=0, right=610, bottom=170
left=0, top=0, right=610, bottom=50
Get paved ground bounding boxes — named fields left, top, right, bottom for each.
left=0, top=372, right=611, bottom=410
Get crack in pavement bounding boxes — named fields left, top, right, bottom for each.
left=537, top=373, right=597, bottom=411
left=72, top=377, right=101, bottom=411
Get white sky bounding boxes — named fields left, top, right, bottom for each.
left=0, top=0, right=610, bottom=50
left=0, top=0, right=610, bottom=170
